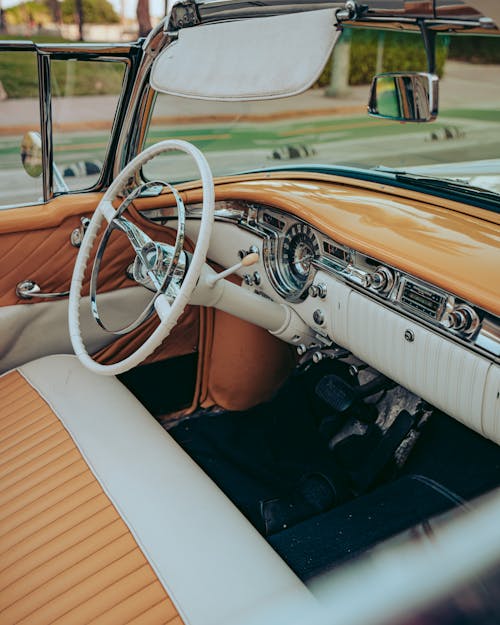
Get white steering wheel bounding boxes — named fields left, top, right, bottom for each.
left=69, top=139, right=214, bottom=376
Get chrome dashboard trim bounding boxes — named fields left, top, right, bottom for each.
left=476, top=318, right=500, bottom=358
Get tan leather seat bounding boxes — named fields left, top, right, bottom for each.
left=0, top=355, right=311, bottom=625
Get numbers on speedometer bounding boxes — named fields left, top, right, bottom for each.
left=282, top=223, right=320, bottom=292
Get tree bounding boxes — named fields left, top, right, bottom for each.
left=61, top=0, right=119, bottom=24
left=75, top=0, right=83, bottom=40
left=136, top=0, right=151, bottom=38
left=45, top=0, right=62, bottom=24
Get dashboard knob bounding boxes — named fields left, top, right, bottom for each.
left=312, top=351, right=324, bottom=364
left=442, top=305, right=479, bottom=334
left=308, top=285, right=319, bottom=298
left=313, top=309, right=325, bottom=326
left=317, top=283, right=328, bottom=299
left=371, top=266, right=394, bottom=294
left=296, top=343, right=307, bottom=356
left=348, top=267, right=372, bottom=288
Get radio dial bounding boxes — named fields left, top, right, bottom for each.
left=371, top=266, right=394, bottom=294
left=443, top=305, right=479, bottom=334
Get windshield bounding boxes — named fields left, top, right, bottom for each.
left=144, top=29, right=500, bottom=198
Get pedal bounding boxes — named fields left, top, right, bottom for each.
left=316, top=374, right=357, bottom=413
left=348, top=410, right=417, bottom=492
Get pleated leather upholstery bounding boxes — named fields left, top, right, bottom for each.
left=0, top=370, right=184, bottom=625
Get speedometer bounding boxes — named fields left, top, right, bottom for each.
left=282, top=223, right=320, bottom=293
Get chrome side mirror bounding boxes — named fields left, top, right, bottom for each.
left=368, top=72, right=438, bottom=122
left=20, top=129, right=70, bottom=192
left=20, top=131, right=43, bottom=177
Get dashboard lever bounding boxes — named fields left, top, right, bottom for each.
left=207, top=252, right=259, bottom=287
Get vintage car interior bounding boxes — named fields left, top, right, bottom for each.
left=1, top=1, right=500, bottom=624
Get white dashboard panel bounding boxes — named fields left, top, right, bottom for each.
left=294, top=272, right=351, bottom=343
left=483, top=365, right=500, bottom=443
left=344, top=291, right=495, bottom=442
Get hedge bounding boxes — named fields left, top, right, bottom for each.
left=0, top=38, right=125, bottom=98
left=448, top=35, right=500, bottom=64
left=317, top=28, right=448, bottom=88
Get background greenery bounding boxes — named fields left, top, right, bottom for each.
left=448, top=36, right=500, bottom=63
left=4, top=0, right=119, bottom=25
left=2, top=25, right=500, bottom=98
left=317, top=29, right=448, bottom=88
left=0, top=40, right=125, bottom=98
left=317, top=30, right=500, bottom=88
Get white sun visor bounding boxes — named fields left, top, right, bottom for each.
left=150, top=9, right=341, bottom=101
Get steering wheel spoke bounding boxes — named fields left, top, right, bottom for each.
left=69, top=139, right=214, bottom=375
left=112, top=216, right=154, bottom=254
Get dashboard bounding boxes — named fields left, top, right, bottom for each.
left=256, top=205, right=492, bottom=352
left=176, top=199, right=499, bottom=361
left=140, top=176, right=500, bottom=445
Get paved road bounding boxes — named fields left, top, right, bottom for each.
left=3, top=109, right=499, bottom=205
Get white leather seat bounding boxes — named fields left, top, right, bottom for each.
left=0, top=354, right=312, bottom=625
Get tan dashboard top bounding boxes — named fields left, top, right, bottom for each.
left=181, top=173, right=500, bottom=316
left=0, top=172, right=497, bottom=316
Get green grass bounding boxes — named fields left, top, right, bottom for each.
left=0, top=35, right=125, bottom=98
left=440, top=109, right=500, bottom=122
left=0, top=49, right=39, bottom=97
left=51, top=59, right=125, bottom=97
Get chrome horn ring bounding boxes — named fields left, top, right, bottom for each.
left=89, top=180, right=186, bottom=335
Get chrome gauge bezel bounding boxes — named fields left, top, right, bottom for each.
left=261, top=213, right=320, bottom=302
left=281, top=223, right=320, bottom=296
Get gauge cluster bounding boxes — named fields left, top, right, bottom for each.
left=282, top=223, right=320, bottom=295
left=260, top=212, right=321, bottom=302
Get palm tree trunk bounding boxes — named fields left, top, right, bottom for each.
left=75, top=0, right=84, bottom=41
left=136, top=0, right=151, bottom=38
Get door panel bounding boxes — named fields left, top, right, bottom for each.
left=0, top=193, right=201, bottom=372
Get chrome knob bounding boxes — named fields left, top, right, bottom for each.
left=349, top=267, right=372, bottom=288
left=312, top=351, right=324, bottom=364
left=313, top=309, right=325, bottom=325
left=371, top=266, right=394, bottom=294
left=443, top=305, right=479, bottom=334
left=442, top=310, right=465, bottom=331
left=317, top=283, right=327, bottom=299
left=296, top=343, right=308, bottom=356
left=243, top=273, right=254, bottom=286
left=309, top=284, right=319, bottom=298
left=348, top=363, right=369, bottom=377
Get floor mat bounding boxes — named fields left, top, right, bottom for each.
left=401, top=411, right=500, bottom=500
left=268, top=474, right=464, bottom=581
left=169, top=368, right=352, bottom=534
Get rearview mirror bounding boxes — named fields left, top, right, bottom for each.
left=368, top=72, right=438, bottom=122
left=150, top=9, right=340, bottom=101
